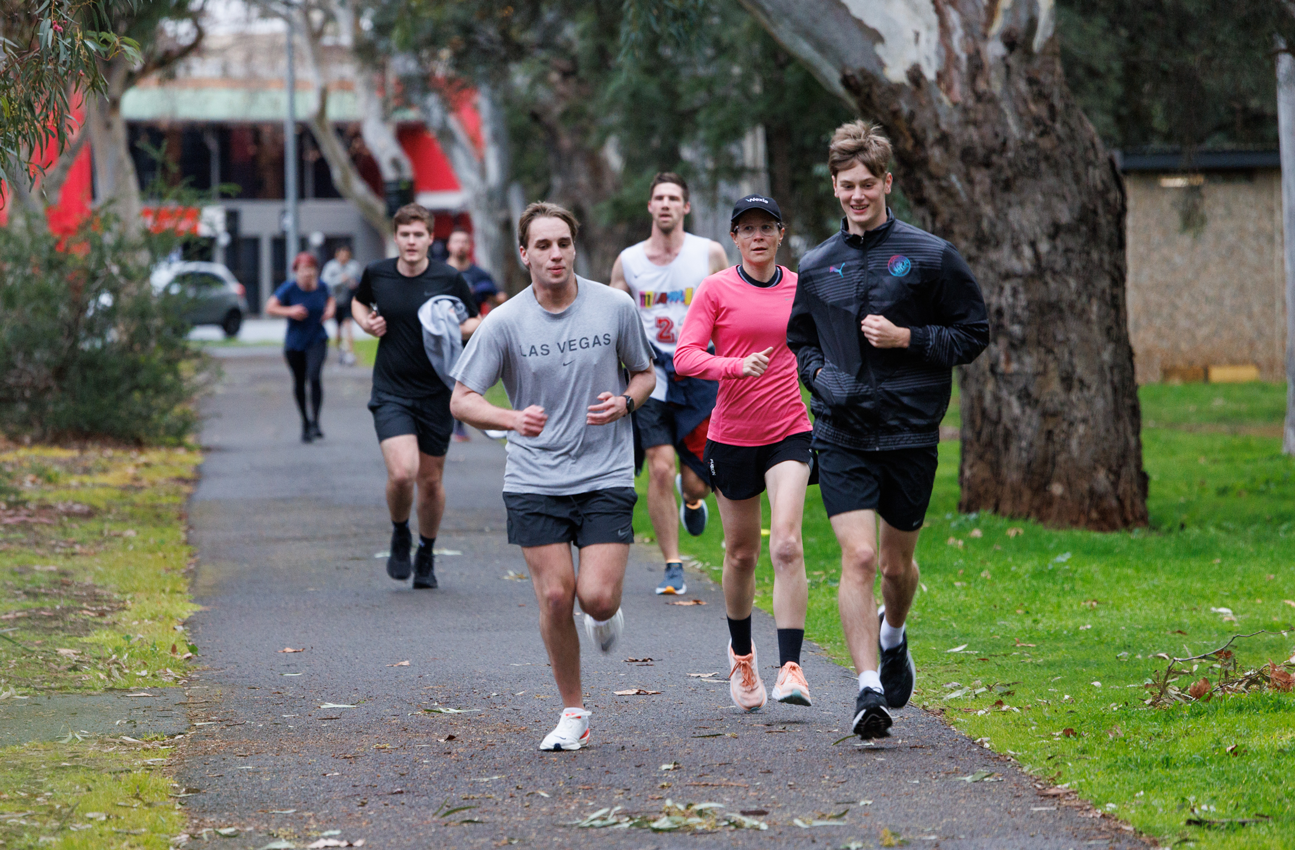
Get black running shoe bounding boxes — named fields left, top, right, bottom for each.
left=310, top=421, right=324, bottom=440
left=852, top=687, right=893, bottom=739
left=878, top=606, right=916, bottom=708
left=412, top=544, right=437, bottom=589
left=386, top=525, right=412, bottom=580
left=301, top=423, right=314, bottom=443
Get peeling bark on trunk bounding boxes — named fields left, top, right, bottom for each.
left=419, top=85, right=516, bottom=284
left=740, top=0, right=1148, bottom=529
left=295, top=6, right=392, bottom=240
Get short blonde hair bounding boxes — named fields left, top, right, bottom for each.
left=828, top=120, right=893, bottom=179
left=517, top=202, right=579, bottom=248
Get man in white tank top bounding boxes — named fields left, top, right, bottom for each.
left=610, top=173, right=730, bottom=595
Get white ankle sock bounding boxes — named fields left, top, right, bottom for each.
left=858, top=670, right=883, bottom=693
left=879, top=618, right=906, bottom=651
left=591, top=615, right=613, bottom=627
left=563, top=706, right=587, bottom=717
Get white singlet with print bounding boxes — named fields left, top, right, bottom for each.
left=619, top=232, right=714, bottom=402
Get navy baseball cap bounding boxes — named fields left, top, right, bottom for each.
left=729, top=194, right=783, bottom=224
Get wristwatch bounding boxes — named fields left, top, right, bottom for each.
left=621, top=394, right=636, bottom=415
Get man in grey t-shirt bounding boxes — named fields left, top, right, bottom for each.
left=451, top=202, right=655, bottom=753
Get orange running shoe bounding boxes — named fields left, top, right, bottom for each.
left=771, top=661, right=813, bottom=706
left=727, top=641, right=767, bottom=712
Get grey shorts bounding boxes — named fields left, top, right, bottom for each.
left=503, top=488, right=637, bottom=548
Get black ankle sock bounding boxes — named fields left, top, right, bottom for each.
left=393, top=519, right=409, bottom=533
left=777, top=628, right=805, bottom=667
left=419, top=535, right=435, bottom=551
left=727, top=616, right=753, bottom=657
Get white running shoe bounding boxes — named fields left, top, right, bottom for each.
left=540, top=708, right=590, bottom=751
left=583, top=608, right=624, bottom=653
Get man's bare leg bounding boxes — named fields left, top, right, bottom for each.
left=832, top=511, right=921, bottom=673
left=522, top=543, right=583, bottom=707
left=878, top=518, right=921, bottom=629
left=644, top=444, right=681, bottom=563
left=680, top=463, right=708, bottom=510
left=380, top=435, right=419, bottom=522
left=415, top=452, right=446, bottom=539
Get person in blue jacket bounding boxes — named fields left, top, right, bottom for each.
left=266, top=252, right=335, bottom=443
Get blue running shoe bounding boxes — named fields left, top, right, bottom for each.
left=655, top=561, right=687, bottom=595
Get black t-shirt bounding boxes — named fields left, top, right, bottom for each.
left=354, top=258, right=478, bottom=398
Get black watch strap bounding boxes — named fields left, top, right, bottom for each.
left=621, top=394, right=636, bottom=415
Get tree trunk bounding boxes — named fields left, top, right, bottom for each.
left=86, top=57, right=142, bottom=235
left=1277, top=41, right=1295, bottom=456
left=294, top=6, right=393, bottom=241
left=419, top=85, right=517, bottom=283
left=739, top=0, right=1148, bottom=529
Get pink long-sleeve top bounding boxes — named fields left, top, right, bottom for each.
left=673, top=265, right=812, bottom=446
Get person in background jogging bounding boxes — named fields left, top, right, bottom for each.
left=788, top=121, right=988, bottom=739
left=265, top=252, right=335, bottom=443
left=610, top=172, right=729, bottom=596
left=674, top=194, right=814, bottom=712
left=451, top=202, right=655, bottom=752
left=321, top=244, right=362, bottom=365
left=351, top=204, right=481, bottom=590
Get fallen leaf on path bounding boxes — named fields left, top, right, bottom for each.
left=957, top=770, right=1000, bottom=783
left=667, top=599, right=706, bottom=605
left=279, top=647, right=306, bottom=653
left=215, top=827, right=239, bottom=837
left=880, top=828, right=904, bottom=847
left=257, top=841, right=297, bottom=850
left=1038, top=787, right=1074, bottom=797
left=740, top=809, right=768, bottom=816
left=422, top=707, right=479, bottom=714
left=687, top=672, right=723, bottom=678
left=792, top=817, right=845, bottom=827
left=502, top=570, right=529, bottom=581
left=615, top=688, right=661, bottom=695
left=319, top=703, right=357, bottom=709
left=386, top=661, right=410, bottom=667
left=623, top=657, right=654, bottom=663
left=1188, top=678, right=1212, bottom=699
left=660, top=762, right=679, bottom=771
left=307, top=840, right=365, bottom=849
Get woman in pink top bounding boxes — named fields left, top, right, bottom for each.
left=674, top=194, right=814, bottom=712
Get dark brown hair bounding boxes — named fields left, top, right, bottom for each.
left=517, top=202, right=580, bottom=248
left=649, top=171, right=689, bottom=203
left=828, top=120, right=893, bottom=179
left=392, top=203, right=434, bottom=231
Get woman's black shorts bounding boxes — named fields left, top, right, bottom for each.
left=703, top=431, right=813, bottom=502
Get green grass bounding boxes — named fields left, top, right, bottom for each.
left=0, top=447, right=201, bottom=695
left=0, top=738, right=186, bottom=849
left=631, top=382, right=1295, bottom=848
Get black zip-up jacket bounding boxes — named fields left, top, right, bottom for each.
left=788, top=212, right=989, bottom=451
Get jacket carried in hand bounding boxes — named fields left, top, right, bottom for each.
left=787, top=212, right=989, bottom=451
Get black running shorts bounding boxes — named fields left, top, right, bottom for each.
left=816, top=444, right=939, bottom=532
left=368, top=389, right=453, bottom=457
left=634, top=397, right=676, bottom=450
left=503, top=488, right=638, bottom=548
left=704, top=431, right=814, bottom=502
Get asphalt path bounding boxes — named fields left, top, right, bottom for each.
left=177, top=350, right=1143, bottom=849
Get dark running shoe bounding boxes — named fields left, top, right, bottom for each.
left=852, top=687, right=893, bottom=739
left=412, top=544, right=437, bottom=589
left=310, top=421, right=324, bottom=440
left=301, top=423, right=314, bottom=444
left=675, top=473, right=708, bottom=536
left=878, top=606, right=916, bottom=708
left=386, top=525, right=412, bottom=581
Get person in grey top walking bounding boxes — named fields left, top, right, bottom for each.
left=451, top=202, right=655, bottom=753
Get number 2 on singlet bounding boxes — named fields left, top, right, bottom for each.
left=655, top=316, right=676, bottom=343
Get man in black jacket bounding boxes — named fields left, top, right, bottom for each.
left=788, top=120, right=989, bottom=739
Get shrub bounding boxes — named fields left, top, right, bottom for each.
left=0, top=213, right=216, bottom=444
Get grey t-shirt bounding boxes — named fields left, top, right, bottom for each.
left=452, top=277, right=654, bottom=495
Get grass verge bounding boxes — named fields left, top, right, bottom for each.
left=0, top=446, right=201, bottom=695
left=632, top=382, right=1295, bottom=849
left=0, top=737, right=186, bottom=849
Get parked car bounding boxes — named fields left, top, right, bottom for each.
left=150, top=261, right=249, bottom=338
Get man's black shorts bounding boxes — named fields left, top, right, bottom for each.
left=335, top=295, right=353, bottom=322
left=816, top=444, right=939, bottom=532
left=635, top=397, right=677, bottom=450
left=368, top=389, right=453, bottom=457
left=503, top=488, right=637, bottom=548
left=704, top=431, right=813, bottom=502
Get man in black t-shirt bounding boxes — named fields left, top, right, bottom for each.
left=352, top=204, right=480, bottom=589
